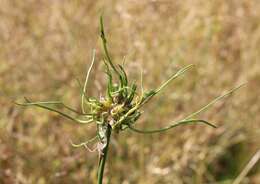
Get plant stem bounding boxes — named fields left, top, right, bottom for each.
left=97, top=125, right=112, bottom=184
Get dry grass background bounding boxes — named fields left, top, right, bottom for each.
left=0, top=0, right=259, bottom=183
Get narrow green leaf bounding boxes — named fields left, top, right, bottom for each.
left=16, top=100, right=83, bottom=114
left=126, top=83, right=137, bottom=104
left=155, top=64, right=194, bottom=94
left=118, top=64, right=128, bottom=86
left=100, top=15, right=120, bottom=78
left=140, top=65, right=194, bottom=107
left=81, top=49, right=96, bottom=114
left=128, top=83, right=246, bottom=134
left=183, top=83, right=247, bottom=120
left=16, top=98, right=94, bottom=124
left=104, top=60, right=113, bottom=101
left=128, top=119, right=216, bottom=134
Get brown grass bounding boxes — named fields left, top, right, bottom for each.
left=0, top=0, right=259, bottom=183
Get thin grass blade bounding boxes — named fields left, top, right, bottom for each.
left=81, top=49, right=96, bottom=114
left=16, top=98, right=94, bottom=124
left=183, top=83, right=247, bottom=120
left=140, top=64, right=194, bottom=107
left=155, top=64, right=194, bottom=94
left=100, top=16, right=120, bottom=78
left=128, top=119, right=216, bottom=134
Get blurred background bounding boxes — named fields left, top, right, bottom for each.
left=0, top=0, right=259, bottom=183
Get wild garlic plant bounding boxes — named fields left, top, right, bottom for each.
left=16, top=16, right=245, bottom=184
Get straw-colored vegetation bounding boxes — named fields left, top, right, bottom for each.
left=0, top=1, right=259, bottom=184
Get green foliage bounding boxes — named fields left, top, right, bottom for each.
left=15, top=16, right=245, bottom=184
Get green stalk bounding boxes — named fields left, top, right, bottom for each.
left=97, top=125, right=112, bottom=184
left=100, top=16, right=120, bottom=77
